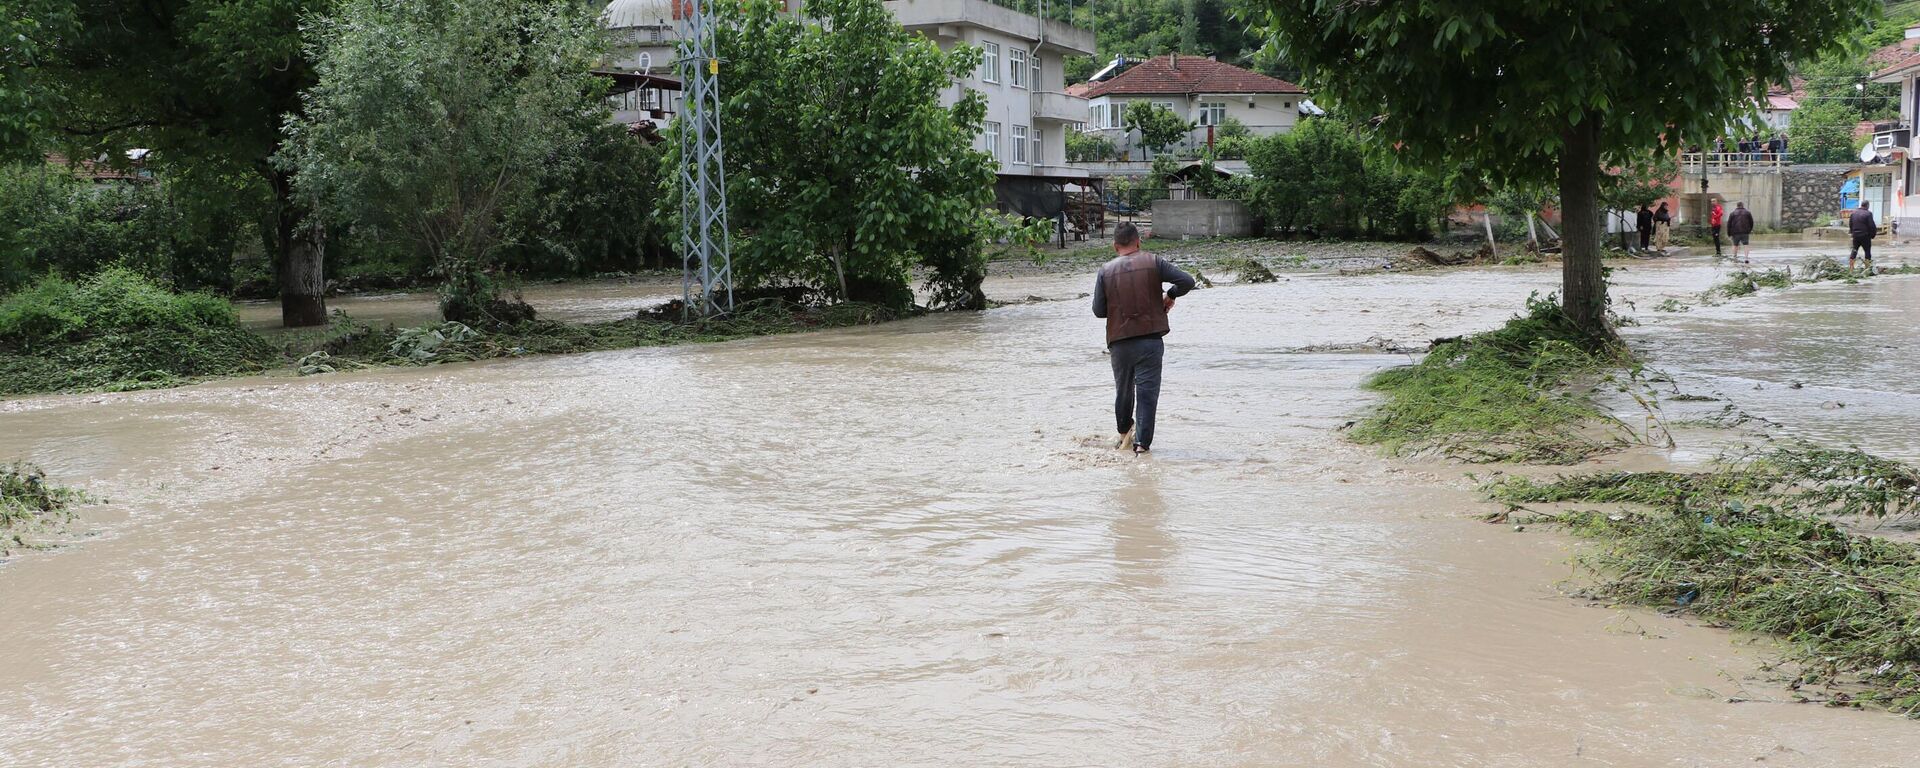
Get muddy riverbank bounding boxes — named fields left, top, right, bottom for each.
left=3, top=244, right=1918, bottom=765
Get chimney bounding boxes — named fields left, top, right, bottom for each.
left=1168, top=53, right=1177, bottom=71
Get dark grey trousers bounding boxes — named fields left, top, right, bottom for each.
left=1110, top=335, right=1165, bottom=449
left=1852, top=236, right=1874, bottom=263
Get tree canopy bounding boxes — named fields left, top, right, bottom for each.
left=22, top=0, right=332, bottom=325
left=1255, top=0, right=1876, bottom=333
left=689, top=0, right=1008, bottom=309
left=281, top=0, right=610, bottom=326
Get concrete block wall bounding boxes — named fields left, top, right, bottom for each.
left=1152, top=198, right=1253, bottom=238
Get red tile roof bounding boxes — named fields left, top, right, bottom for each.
left=1875, top=48, right=1920, bottom=81
left=1080, top=54, right=1305, bottom=98
left=1063, top=82, right=1092, bottom=98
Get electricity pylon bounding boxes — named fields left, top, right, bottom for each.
left=676, top=0, right=733, bottom=316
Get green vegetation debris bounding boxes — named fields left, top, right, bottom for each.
left=1484, top=443, right=1920, bottom=714
left=0, top=268, right=279, bottom=395
left=1347, top=296, right=1640, bottom=464
left=315, top=298, right=901, bottom=368
left=2, top=463, right=88, bottom=552
left=1233, top=258, right=1277, bottom=283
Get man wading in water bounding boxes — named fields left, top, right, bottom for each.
left=1092, top=223, right=1196, bottom=454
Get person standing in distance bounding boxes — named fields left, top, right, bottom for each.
left=1726, top=201, right=1755, bottom=264
left=1850, top=200, right=1878, bottom=273
left=1708, top=199, right=1725, bottom=257
left=1635, top=204, right=1655, bottom=251
left=1092, top=223, right=1196, bottom=454
left=1652, top=202, right=1674, bottom=250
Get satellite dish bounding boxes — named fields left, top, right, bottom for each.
left=1861, top=142, right=1878, bottom=163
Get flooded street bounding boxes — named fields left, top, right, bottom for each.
left=4, top=248, right=1920, bottom=766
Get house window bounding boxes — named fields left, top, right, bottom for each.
left=981, top=42, right=1000, bottom=83
left=1105, top=102, right=1123, bottom=129
left=1088, top=104, right=1103, bottom=129
left=1198, top=102, right=1226, bottom=126
left=1030, top=52, right=1041, bottom=89
left=1009, top=48, right=1029, bottom=88
left=984, top=121, right=1001, bottom=160
left=1032, top=128, right=1043, bottom=166
left=1011, top=124, right=1029, bottom=164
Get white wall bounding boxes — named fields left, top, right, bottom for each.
left=1083, top=92, right=1302, bottom=159
left=935, top=27, right=1076, bottom=174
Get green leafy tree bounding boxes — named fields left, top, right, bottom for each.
left=0, top=0, right=76, bottom=162
left=281, top=0, right=608, bottom=326
left=1255, top=0, right=1873, bottom=336
left=687, top=0, right=1003, bottom=309
left=26, top=0, right=330, bottom=325
left=1066, top=131, right=1118, bottom=162
left=1125, top=101, right=1192, bottom=159
left=1244, top=118, right=1365, bottom=235
left=1789, top=99, right=1865, bottom=164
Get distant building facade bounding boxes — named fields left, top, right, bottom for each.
left=886, top=0, right=1096, bottom=215
left=1075, top=54, right=1308, bottom=160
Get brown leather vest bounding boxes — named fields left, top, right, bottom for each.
left=1102, top=251, right=1171, bottom=345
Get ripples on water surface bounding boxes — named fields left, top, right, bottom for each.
left=2, top=254, right=1918, bottom=766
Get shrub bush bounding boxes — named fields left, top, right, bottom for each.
left=0, top=268, right=278, bottom=394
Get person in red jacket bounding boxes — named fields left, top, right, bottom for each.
left=1708, top=201, right=1725, bottom=257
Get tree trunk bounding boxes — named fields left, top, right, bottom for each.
left=1557, top=118, right=1608, bottom=338
left=267, top=169, right=328, bottom=327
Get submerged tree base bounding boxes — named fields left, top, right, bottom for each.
left=1347, top=297, right=1641, bottom=464
left=295, top=298, right=903, bottom=373
left=1485, top=444, right=1920, bottom=715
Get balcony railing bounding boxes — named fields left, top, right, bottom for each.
left=1680, top=152, right=1791, bottom=173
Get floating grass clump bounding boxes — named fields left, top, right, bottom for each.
left=1, top=462, right=88, bottom=553
left=1347, top=297, right=1635, bottom=464
left=1485, top=444, right=1920, bottom=714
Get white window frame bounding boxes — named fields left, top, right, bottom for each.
left=984, top=121, right=1001, bottom=160
left=1197, top=102, right=1226, bottom=127
left=1011, top=124, right=1029, bottom=164
left=1030, top=51, right=1041, bottom=90
left=981, top=42, right=1000, bottom=84
left=1104, top=101, right=1123, bottom=129
left=1009, top=47, right=1029, bottom=89
left=1032, top=128, right=1043, bottom=166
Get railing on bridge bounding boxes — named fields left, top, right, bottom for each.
left=1680, top=152, right=1791, bottom=173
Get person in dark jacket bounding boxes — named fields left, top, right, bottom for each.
left=1635, top=205, right=1655, bottom=250
left=1726, top=201, right=1756, bottom=263
left=1850, top=201, right=1878, bottom=272
left=1092, top=223, right=1196, bottom=454
left=1653, top=202, right=1673, bottom=249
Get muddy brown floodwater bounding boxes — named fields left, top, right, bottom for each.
left=5, top=246, right=1920, bottom=766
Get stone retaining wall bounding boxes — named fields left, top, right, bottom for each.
left=1781, top=165, right=1854, bottom=231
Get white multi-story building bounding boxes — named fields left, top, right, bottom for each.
left=1867, top=28, right=1920, bottom=231
left=1076, top=54, right=1308, bottom=160
left=885, top=0, right=1096, bottom=214
left=598, top=0, right=1097, bottom=215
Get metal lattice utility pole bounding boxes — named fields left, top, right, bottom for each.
left=676, top=0, right=733, bottom=317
